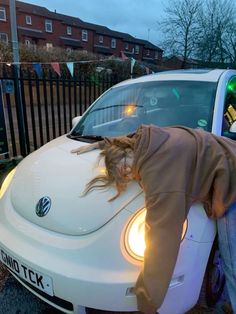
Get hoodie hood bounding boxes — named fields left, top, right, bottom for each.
left=132, top=125, right=169, bottom=179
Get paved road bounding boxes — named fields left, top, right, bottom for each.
left=0, top=268, right=229, bottom=314
left=0, top=271, right=62, bottom=314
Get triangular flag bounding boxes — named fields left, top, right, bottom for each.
left=66, top=62, right=74, bottom=77
left=121, top=51, right=129, bottom=60
left=145, top=66, right=150, bottom=75
left=33, top=63, right=42, bottom=77
left=131, top=58, right=136, bottom=74
left=51, top=62, right=61, bottom=76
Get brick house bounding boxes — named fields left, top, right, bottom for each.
left=162, top=56, right=201, bottom=69
left=0, top=0, right=163, bottom=64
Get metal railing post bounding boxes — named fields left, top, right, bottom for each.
left=9, top=0, right=27, bottom=156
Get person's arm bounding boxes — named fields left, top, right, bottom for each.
left=71, top=134, right=134, bottom=155
left=71, top=141, right=105, bottom=155
left=135, top=192, right=188, bottom=314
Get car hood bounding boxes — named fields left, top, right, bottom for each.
left=9, top=136, right=143, bottom=236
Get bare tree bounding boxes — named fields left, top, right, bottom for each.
left=223, top=22, right=236, bottom=66
left=160, top=0, right=202, bottom=68
left=195, top=0, right=235, bottom=64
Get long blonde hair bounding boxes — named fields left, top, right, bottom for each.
left=83, top=137, right=135, bottom=201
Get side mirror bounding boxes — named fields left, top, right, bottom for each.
left=223, top=121, right=236, bottom=140
left=230, top=121, right=236, bottom=133
left=72, top=116, right=81, bottom=128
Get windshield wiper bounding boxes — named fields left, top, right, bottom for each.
left=68, top=134, right=104, bottom=142
left=89, top=104, right=144, bottom=114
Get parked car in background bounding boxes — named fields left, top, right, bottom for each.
left=0, top=69, right=235, bottom=314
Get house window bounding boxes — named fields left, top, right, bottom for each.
left=25, top=15, right=32, bottom=25
left=46, top=42, right=53, bottom=50
left=67, top=26, right=72, bottom=35
left=0, top=7, right=6, bottom=21
left=82, top=30, right=88, bottom=41
left=25, top=39, right=31, bottom=46
left=135, top=45, right=139, bottom=54
left=155, top=51, right=159, bottom=59
left=125, top=43, right=129, bottom=50
left=0, top=33, right=8, bottom=43
left=32, top=43, right=37, bottom=51
left=147, top=49, right=150, bottom=56
left=45, top=19, right=52, bottom=32
left=111, top=38, right=116, bottom=48
left=99, top=35, right=103, bottom=43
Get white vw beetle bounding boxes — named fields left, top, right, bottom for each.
left=0, top=69, right=236, bottom=314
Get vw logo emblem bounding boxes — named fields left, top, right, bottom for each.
left=36, top=196, right=51, bottom=217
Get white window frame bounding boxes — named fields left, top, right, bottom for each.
left=111, top=38, right=116, bottom=49
left=46, top=42, right=53, bottom=50
left=45, top=19, right=52, bottom=33
left=0, top=7, right=6, bottom=21
left=25, top=15, right=32, bottom=25
left=82, top=30, right=88, bottom=42
left=125, top=43, right=129, bottom=50
left=135, top=45, right=139, bottom=54
left=67, top=26, right=72, bottom=35
left=25, top=39, right=31, bottom=46
left=99, top=35, right=103, bottom=43
left=0, top=32, right=8, bottom=43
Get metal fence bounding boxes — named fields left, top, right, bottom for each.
left=0, top=65, right=125, bottom=158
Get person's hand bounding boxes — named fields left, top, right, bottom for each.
left=71, top=142, right=99, bottom=155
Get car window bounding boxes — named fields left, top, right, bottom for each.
left=72, top=80, right=217, bottom=138
left=223, top=76, right=236, bottom=140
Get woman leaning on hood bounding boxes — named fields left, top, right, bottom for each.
left=71, top=124, right=236, bottom=314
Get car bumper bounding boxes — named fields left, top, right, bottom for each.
left=0, top=198, right=216, bottom=314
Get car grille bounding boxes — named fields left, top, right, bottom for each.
left=10, top=270, right=74, bottom=312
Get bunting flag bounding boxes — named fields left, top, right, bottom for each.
left=66, top=62, right=74, bottom=77
left=130, top=58, right=136, bottom=75
left=145, top=66, right=150, bottom=75
left=51, top=62, right=61, bottom=76
left=1, top=59, right=156, bottom=77
left=33, top=63, right=42, bottom=77
left=121, top=51, right=129, bottom=60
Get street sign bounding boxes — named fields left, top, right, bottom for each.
left=0, top=81, right=9, bottom=156
left=2, top=80, right=15, bottom=94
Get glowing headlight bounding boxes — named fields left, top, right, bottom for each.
left=124, top=208, right=188, bottom=261
left=0, top=168, right=16, bottom=199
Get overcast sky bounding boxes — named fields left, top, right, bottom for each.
left=21, top=0, right=165, bottom=47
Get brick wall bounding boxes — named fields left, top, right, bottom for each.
left=0, top=0, right=163, bottom=64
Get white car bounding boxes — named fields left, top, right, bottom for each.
left=0, top=69, right=235, bottom=314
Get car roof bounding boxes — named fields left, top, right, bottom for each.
left=115, top=69, right=231, bottom=88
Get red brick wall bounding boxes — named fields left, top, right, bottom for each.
left=0, top=1, right=162, bottom=63
left=0, top=5, right=11, bottom=41
left=81, top=29, right=94, bottom=52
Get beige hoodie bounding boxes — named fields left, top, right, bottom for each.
left=131, top=124, right=236, bottom=313
left=100, top=124, right=236, bottom=313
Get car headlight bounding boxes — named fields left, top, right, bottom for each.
left=0, top=168, right=16, bottom=199
left=124, top=208, right=188, bottom=261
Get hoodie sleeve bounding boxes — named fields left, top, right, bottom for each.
left=135, top=191, right=188, bottom=314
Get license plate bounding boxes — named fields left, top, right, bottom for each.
left=0, top=247, right=53, bottom=296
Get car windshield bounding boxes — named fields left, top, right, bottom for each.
left=71, top=80, right=217, bottom=138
